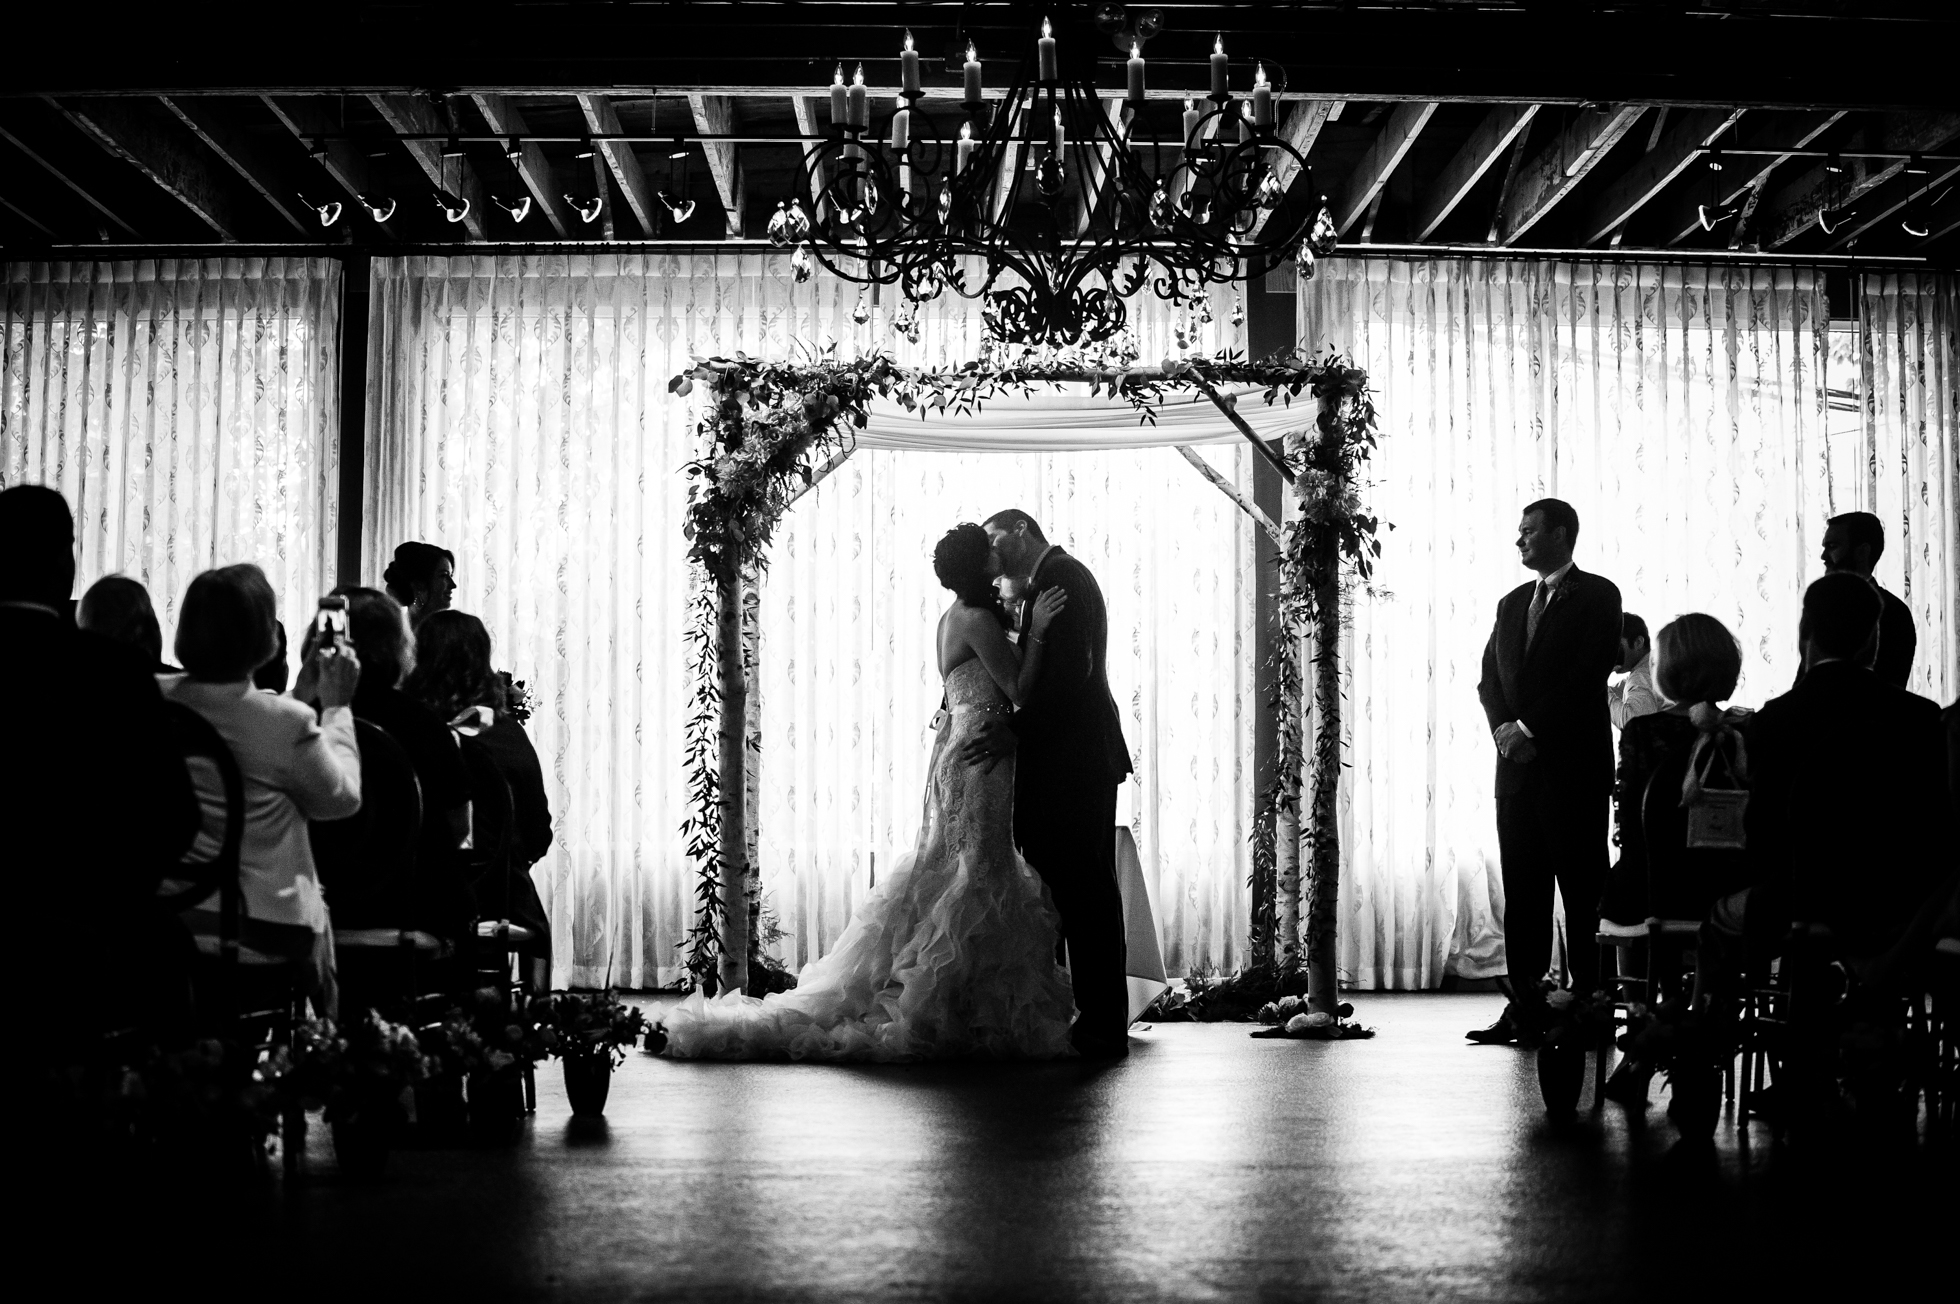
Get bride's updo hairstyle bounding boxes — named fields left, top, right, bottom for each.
left=933, top=523, right=1006, bottom=624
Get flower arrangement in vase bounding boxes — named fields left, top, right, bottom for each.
left=279, top=1012, right=432, bottom=1177
left=417, top=988, right=552, bottom=1144
left=537, top=990, right=649, bottom=1117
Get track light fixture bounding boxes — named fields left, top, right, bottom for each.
left=658, top=190, right=698, bottom=223
left=1816, top=205, right=1859, bottom=236
left=1704, top=145, right=1724, bottom=172
left=434, top=188, right=472, bottom=223
left=1901, top=184, right=1950, bottom=239
left=298, top=194, right=343, bottom=227
left=307, top=137, right=330, bottom=161
left=565, top=192, right=604, bottom=223
left=575, top=138, right=597, bottom=160
left=1904, top=153, right=1929, bottom=176
left=504, top=136, right=523, bottom=164
left=492, top=194, right=533, bottom=223
left=358, top=193, right=397, bottom=222
left=442, top=134, right=465, bottom=157
left=1697, top=200, right=1744, bottom=231
left=1824, top=150, right=1844, bottom=175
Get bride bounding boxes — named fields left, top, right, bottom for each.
left=663, top=523, right=1078, bottom=1061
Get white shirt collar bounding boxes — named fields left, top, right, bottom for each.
left=1538, top=559, right=1576, bottom=589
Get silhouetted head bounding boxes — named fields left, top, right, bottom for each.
left=935, top=523, right=1006, bottom=623
left=176, top=564, right=279, bottom=681
left=325, top=586, right=414, bottom=690
left=981, top=508, right=1047, bottom=579
left=1799, top=572, right=1882, bottom=669
left=382, top=541, right=457, bottom=626
left=1517, top=498, right=1578, bottom=574
left=406, top=608, right=497, bottom=720
left=1653, top=613, right=1743, bottom=707
left=79, top=575, right=164, bottom=667
left=0, top=484, right=76, bottom=607
left=1821, top=511, right=1883, bottom=577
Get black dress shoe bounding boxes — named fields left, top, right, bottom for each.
left=1465, top=1012, right=1520, bottom=1044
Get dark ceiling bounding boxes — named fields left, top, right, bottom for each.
left=2, top=2, right=1955, bottom=262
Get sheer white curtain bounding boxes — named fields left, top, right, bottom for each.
left=0, top=258, right=342, bottom=642
left=1302, top=258, right=1835, bottom=989
left=364, top=252, right=1259, bottom=987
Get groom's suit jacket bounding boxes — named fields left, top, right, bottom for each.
left=1476, top=565, right=1621, bottom=799
left=1012, top=547, right=1131, bottom=785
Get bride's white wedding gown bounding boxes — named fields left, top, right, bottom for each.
left=663, top=658, right=1077, bottom=1061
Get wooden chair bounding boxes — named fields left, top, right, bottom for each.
left=458, top=734, right=539, bottom=1111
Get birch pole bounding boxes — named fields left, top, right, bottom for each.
left=1305, top=537, right=1343, bottom=1013
left=715, top=571, right=751, bottom=996
left=1273, top=464, right=1304, bottom=968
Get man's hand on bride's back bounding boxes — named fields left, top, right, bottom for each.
left=1030, top=586, right=1068, bottom=636
left=958, top=717, right=1017, bottom=772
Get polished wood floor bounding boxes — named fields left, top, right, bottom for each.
left=73, top=994, right=1951, bottom=1301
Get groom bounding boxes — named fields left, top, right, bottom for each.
left=962, top=509, right=1133, bottom=1058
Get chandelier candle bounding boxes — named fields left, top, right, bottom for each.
left=1183, top=98, right=1201, bottom=151
left=830, top=66, right=848, bottom=130
left=1053, top=109, right=1065, bottom=155
left=891, top=108, right=910, bottom=152
left=963, top=43, right=981, bottom=103
left=900, top=31, right=920, bottom=96
left=1211, top=36, right=1229, bottom=100
left=1253, top=65, right=1273, bottom=128
left=1127, top=42, right=1145, bottom=101
left=1038, top=18, right=1058, bottom=82
left=849, top=66, right=868, bottom=129
left=956, top=122, right=973, bottom=173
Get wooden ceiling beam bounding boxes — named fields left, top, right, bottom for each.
left=1499, top=104, right=1645, bottom=244
left=0, top=189, right=58, bottom=240
left=1244, top=99, right=1336, bottom=242
left=369, top=94, right=489, bottom=240
left=0, top=118, right=140, bottom=239
left=261, top=95, right=397, bottom=236
left=50, top=96, right=247, bottom=240
left=159, top=95, right=310, bottom=235
left=577, top=94, right=659, bottom=238
left=1826, top=161, right=1960, bottom=250
left=1329, top=101, right=1436, bottom=236
left=687, top=93, right=747, bottom=238
left=471, top=93, right=572, bottom=237
left=1579, top=107, right=1744, bottom=245
left=1757, top=109, right=1960, bottom=248
left=1412, top=103, right=1538, bottom=241
left=1646, top=111, right=1845, bottom=245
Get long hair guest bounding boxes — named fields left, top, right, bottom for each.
left=406, top=610, right=554, bottom=988
left=303, top=587, right=476, bottom=956
left=163, top=564, right=362, bottom=1014
left=382, top=541, right=457, bottom=631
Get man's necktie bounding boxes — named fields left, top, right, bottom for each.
left=1526, top=579, right=1549, bottom=646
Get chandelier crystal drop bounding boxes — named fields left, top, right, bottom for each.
left=785, top=16, right=1330, bottom=346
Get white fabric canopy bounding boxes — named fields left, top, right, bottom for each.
left=857, top=381, right=1312, bottom=452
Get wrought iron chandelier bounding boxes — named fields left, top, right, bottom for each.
left=765, top=16, right=1338, bottom=348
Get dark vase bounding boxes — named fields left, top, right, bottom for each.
left=408, top=1074, right=468, bottom=1147
left=467, top=1071, right=526, bottom=1145
left=331, top=1112, right=391, bottom=1179
left=562, top=1053, right=614, bottom=1117
left=1537, top=1039, right=1587, bottom=1118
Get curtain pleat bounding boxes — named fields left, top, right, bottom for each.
left=365, top=253, right=1257, bottom=988
left=1, top=258, right=341, bottom=648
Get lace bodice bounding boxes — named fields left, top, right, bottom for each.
left=944, top=656, right=1010, bottom=716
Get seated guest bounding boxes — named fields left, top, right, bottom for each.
left=253, top=619, right=290, bottom=693
left=309, top=587, right=474, bottom=951
left=162, top=564, right=362, bottom=1014
left=407, top=610, right=554, bottom=988
left=1607, top=612, right=1659, bottom=730
left=2, top=487, right=198, bottom=1046
left=78, top=574, right=177, bottom=673
left=1794, top=511, right=1915, bottom=689
left=382, top=541, right=457, bottom=632
left=1600, top=613, right=1753, bottom=927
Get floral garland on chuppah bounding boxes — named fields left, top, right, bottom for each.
left=671, top=347, right=1380, bottom=1006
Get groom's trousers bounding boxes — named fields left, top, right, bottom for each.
left=1017, top=774, right=1128, bottom=1046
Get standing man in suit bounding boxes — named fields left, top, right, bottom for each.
left=1470, top=499, right=1623, bottom=1044
left=1798, top=512, right=1916, bottom=689
left=963, top=509, right=1133, bottom=1058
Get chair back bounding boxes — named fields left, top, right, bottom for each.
left=156, top=701, right=245, bottom=921
left=311, top=720, right=423, bottom=929
left=458, top=735, right=518, bottom=918
left=1640, top=733, right=1748, bottom=920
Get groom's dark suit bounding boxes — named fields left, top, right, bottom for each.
left=1011, top=546, right=1132, bottom=1049
left=1477, top=565, right=1621, bottom=1004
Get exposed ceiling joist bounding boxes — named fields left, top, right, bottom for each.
left=472, top=93, right=571, bottom=237
left=992, top=136, right=1025, bottom=225
left=1074, top=98, right=1125, bottom=237
left=1757, top=109, right=1960, bottom=248
left=1412, top=103, right=1538, bottom=241
left=1246, top=99, right=1336, bottom=242
left=51, top=97, right=246, bottom=240
left=1579, top=107, right=1744, bottom=245
left=1652, top=111, right=1845, bottom=245
left=0, top=118, right=140, bottom=238
left=261, top=95, right=395, bottom=236
left=577, top=94, right=659, bottom=238
left=369, top=94, right=488, bottom=240
left=790, top=96, right=819, bottom=141
left=1330, top=101, right=1436, bottom=235
left=0, top=190, right=58, bottom=239
left=687, top=93, right=746, bottom=238
left=1500, top=104, right=1645, bottom=244
left=159, top=96, right=309, bottom=236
